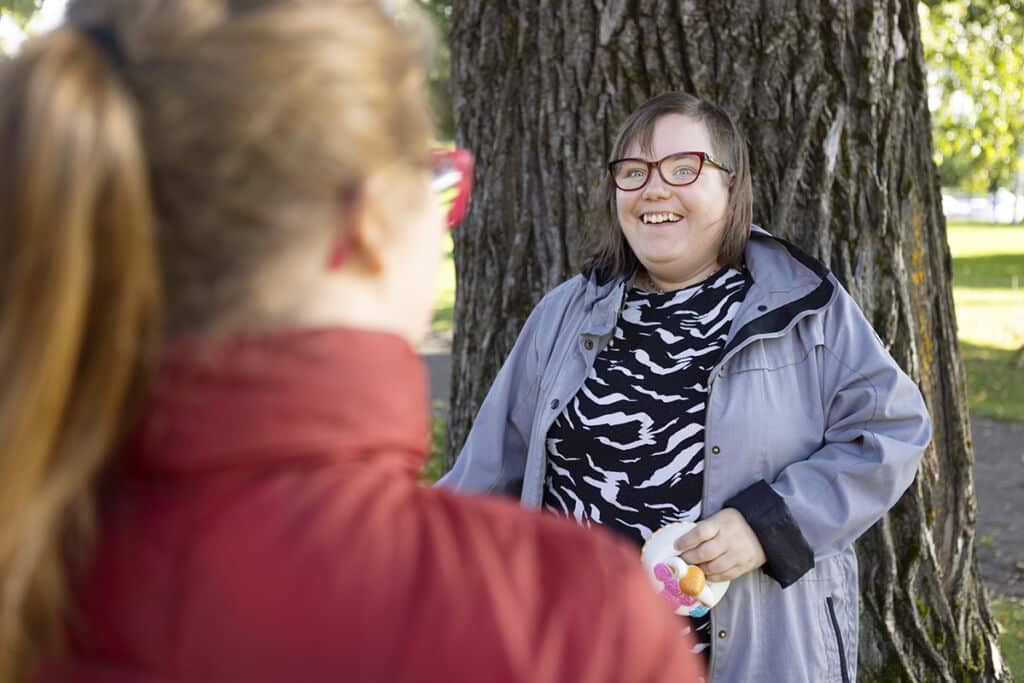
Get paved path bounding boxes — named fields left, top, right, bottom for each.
left=973, top=417, right=1024, bottom=598
left=422, top=344, right=1024, bottom=598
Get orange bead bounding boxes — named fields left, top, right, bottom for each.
left=678, top=566, right=706, bottom=597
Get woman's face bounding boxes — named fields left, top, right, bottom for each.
left=615, top=114, right=732, bottom=287
left=374, top=165, right=446, bottom=342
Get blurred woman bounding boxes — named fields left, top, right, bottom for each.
left=0, top=2, right=703, bottom=681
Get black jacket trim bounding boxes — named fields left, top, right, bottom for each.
left=724, top=479, right=815, bottom=587
left=772, top=234, right=829, bottom=278
left=583, top=232, right=835, bottom=352
left=721, top=236, right=834, bottom=357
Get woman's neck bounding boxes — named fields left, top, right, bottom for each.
left=643, top=261, right=722, bottom=293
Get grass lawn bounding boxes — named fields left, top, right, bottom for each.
left=431, top=234, right=456, bottom=331
left=948, top=222, right=1024, bottom=422
left=993, top=598, right=1024, bottom=677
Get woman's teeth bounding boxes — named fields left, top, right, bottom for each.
left=642, top=212, right=682, bottom=224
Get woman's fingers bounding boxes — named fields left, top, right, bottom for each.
left=673, top=520, right=718, bottom=554
left=676, top=508, right=768, bottom=581
left=680, top=535, right=726, bottom=566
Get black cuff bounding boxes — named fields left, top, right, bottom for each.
left=723, top=480, right=814, bottom=588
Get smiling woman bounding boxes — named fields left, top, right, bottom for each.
left=441, top=90, right=932, bottom=682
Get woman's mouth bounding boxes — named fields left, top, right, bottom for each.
left=641, top=212, right=682, bottom=224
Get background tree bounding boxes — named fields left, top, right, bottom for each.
left=920, top=0, right=1024, bottom=197
left=445, top=1, right=1009, bottom=680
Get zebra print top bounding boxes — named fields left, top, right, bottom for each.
left=542, top=265, right=751, bottom=656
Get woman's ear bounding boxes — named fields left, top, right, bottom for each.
left=347, top=224, right=385, bottom=275
left=327, top=184, right=385, bottom=275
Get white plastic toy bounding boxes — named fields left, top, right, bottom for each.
left=640, top=521, right=730, bottom=617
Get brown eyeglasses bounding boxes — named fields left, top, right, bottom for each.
left=609, top=151, right=734, bottom=192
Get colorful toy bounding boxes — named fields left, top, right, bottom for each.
left=640, top=521, right=730, bottom=617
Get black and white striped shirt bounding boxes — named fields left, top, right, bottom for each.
left=543, top=265, right=750, bottom=655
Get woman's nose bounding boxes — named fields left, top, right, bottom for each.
left=641, top=172, right=671, bottom=200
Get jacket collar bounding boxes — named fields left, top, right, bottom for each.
left=123, top=327, right=429, bottom=477
left=581, top=226, right=836, bottom=339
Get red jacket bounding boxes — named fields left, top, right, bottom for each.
left=39, top=328, right=702, bottom=682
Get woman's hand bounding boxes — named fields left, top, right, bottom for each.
left=673, top=509, right=767, bottom=582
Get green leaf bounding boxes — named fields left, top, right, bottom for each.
left=921, top=1, right=1024, bottom=193
left=0, top=0, right=43, bottom=24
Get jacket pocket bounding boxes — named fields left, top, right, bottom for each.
left=825, top=596, right=851, bottom=683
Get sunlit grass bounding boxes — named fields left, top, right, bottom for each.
left=947, top=222, right=1024, bottom=259
left=947, top=222, right=1024, bottom=421
left=432, top=234, right=456, bottom=331
left=953, top=289, right=1024, bottom=351
left=992, top=598, right=1024, bottom=678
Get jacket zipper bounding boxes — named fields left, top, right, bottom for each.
left=826, top=596, right=850, bottom=683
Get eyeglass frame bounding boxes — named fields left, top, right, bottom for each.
left=608, top=151, right=734, bottom=192
left=431, top=147, right=474, bottom=229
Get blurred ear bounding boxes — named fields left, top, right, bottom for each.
left=328, top=183, right=385, bottom=275
left=348, top=221, right=385, bottom=275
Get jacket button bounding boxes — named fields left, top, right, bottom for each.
left=711, top=446, right=721, bottom=455
left=757, top=304, right=768, bottom=312
left=550, top=399, right=560, bottom=410
left=718, top=629, right=727, bottom=639
left=584, top=339, right=594, bottom=350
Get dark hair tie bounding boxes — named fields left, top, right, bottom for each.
left=78, top=24, right=126, bottom=69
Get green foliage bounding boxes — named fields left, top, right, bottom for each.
left=416, top=0, right=454, bottom=140
left=920, top=1, right=1024, bottom=193
left=0, top=0, right=41, bottom=25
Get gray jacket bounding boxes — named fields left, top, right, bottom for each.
left=441, top=227, right=931, bottom=682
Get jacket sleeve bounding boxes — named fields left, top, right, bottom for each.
left=726, top=281, right=932, bottom=587
left=437, top=299, right=548, bottom=497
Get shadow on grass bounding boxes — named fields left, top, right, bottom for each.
left=953, top=253, right=1024, bottom=289
left=961, top=341, right=1024, bottom=422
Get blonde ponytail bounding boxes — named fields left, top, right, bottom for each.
left=0, top=26, right=160, bottom=680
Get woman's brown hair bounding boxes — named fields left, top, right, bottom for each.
left=583, top=91, right=754, bottom=282
left=0, top=1, right=435, bottom=679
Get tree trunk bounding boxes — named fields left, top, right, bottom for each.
left=446, top=1, right=1010, bottom=679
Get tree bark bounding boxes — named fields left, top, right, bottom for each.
left=446, top=1, right=1010, bottom=679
